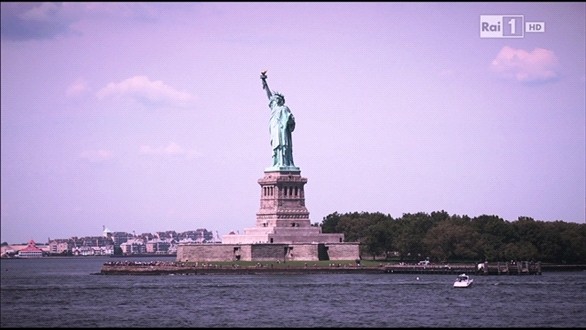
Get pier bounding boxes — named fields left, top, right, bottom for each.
left=98, top=261, right=385, bottom=275
left=383, top=261, right=542, bottom=275
left=478, top=261, right=542, bottom=275
left=98, top=260, right=549, bottom=276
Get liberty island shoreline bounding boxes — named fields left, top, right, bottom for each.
left=96, top=259, right=585, bottom=276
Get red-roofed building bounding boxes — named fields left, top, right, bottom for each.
left=17, top=240, right=44, bottom=258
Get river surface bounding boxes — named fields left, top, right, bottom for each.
left=1, top=257, right=585, bottom=328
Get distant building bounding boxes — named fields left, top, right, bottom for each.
left=145, top=238, right=172, bottom=254
left=8, top=227, right=213, bottom=257
left=179, top=229, right=213, bottom=243
left=0, top=244, right=17, bottom=258
left=72, top=245, right=114, bottom=256
left=17, top=240, right=44, bottom=258
left=156, top=230, right=178, bottom=240
left=48, top=239, right=72, bottom=255
left=108, top=232, right=134, bottom=246
left=102, top=225, right=112, bottom=237
left=120, top=238, right=146, bottom=255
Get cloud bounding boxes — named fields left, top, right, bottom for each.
left=1, top=3, right=160, bottom=41
left=80, top=3, right=159, bottom=22
left=490, top=46, right=559, bottom=83
left=96, top=76, right=196, bottom=108
left=79, top=149, right=114, bottom=163
left=139, top=142, right=201, bottom=159
left=66, top=78, right=90, bottom=98
left=1, top=2, right=76, bottom=41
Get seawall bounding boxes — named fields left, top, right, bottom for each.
left=98, top=261, right=585, bottom=275
left=98, top=262, right=384, bottom=275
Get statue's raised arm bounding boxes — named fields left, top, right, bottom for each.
left=260, top=70, right=272, bottom=100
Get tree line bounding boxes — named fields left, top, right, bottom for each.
left=318, top=210, right=586, bottom=264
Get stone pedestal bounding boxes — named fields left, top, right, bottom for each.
left=221, top=169, right=345, bottom=245
left=256, top=170, right=310, bottom=228
left=181, top=169, right=360, bottom=261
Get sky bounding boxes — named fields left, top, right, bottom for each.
left=1, top=2, right=585, bottom=244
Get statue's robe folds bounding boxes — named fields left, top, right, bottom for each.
left=269, top=99, right=295, bottom=167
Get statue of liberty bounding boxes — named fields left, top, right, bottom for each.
left=260, top=71, right=297, bottom=169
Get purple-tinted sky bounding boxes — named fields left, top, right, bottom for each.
left=1, top=2, right=585, bottom=244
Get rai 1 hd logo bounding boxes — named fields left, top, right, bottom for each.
left=480, top=15, right=545, bottom=38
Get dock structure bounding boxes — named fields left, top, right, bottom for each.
left=98, top=260, right=545, bottom=276
left=98, top=261, right=385, bottom=275
left=383, top=261, right=542, bottom=275
left=477, top=261, right=542, bottom=275
left=383, top=264, right=476, bottom=275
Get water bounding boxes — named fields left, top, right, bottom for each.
left=1, top=257, right=585, bottom=328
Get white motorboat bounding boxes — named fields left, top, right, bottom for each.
left=453, top=273, right=473, bottom=288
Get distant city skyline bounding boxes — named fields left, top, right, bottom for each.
left=1, top=3, right=585, bottom=244
left=2, top=226, right=215, bottom=245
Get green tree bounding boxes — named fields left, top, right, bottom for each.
left=362, top=213, right=396, bottom=259
left=423, top=219, right=480, bottom=262
left=472, top=214, right=516, bottom=261
left=394, top=212, right=433, bottom=261
left=321, top=212, right=342, bottom=233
